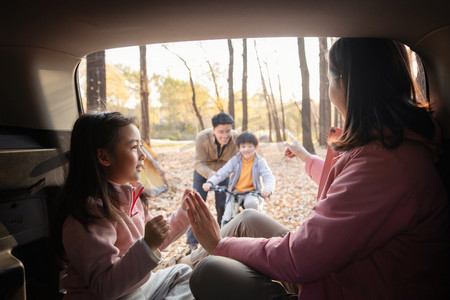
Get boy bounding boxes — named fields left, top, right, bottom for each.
left=203, top=131, right=275, bottom=226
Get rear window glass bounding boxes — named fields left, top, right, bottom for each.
left=76, top=37, right=426, bottom=142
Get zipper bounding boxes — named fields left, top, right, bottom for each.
left=130, top=186, right=144, bottom=217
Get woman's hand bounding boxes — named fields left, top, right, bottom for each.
left=185, top=191, right=221, bottom=254
left=284, top=131, right=311, bottom=162
left=144, top=215, right=170, bottom=251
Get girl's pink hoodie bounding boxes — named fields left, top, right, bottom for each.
left=61, top=181, right=189, bottom=299
left=214, top=128, right=450, bottom=299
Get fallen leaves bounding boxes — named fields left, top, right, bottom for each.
left=148, top=142, right=326, bottom=269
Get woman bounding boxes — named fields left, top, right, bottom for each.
left=184, top=38, right=450, bottom=299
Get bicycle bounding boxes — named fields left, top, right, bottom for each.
left=209, top=185, right=265, bottom=225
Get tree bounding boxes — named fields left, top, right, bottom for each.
left=242, top=38, right=248, bottom=131
left=227, top=39, right=235, bottom=124
left=254, top=41, right=273, bottom=142
left=86, top=50, right=106, bottom=112
left=206, top=60, right=224, bottom=112
left=105, top=64, right=135, bottom=111
left=278, top=74, right=286, bottom=141
left=139, top=45, right=150, bottom=145
left=163, top=45, right=205, bottom=130
left=297, top=38, right=315, bottom=154
left=157, top=76, right=209, bottom=135
left=199, top=41, right=224, bottom=112
left=264, top=61, right=282, bottom=142
left=319, top=37, right=331, bottom=146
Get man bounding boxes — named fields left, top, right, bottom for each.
left=187, top=112, right=239, bottom=252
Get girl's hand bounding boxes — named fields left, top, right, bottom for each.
left=261, top=190, right=271, bottom=198
left=185, top=191, right=221, bottom=254
left=202, top=182, right=212, bottom=192
left=144, top=215, right=170, bottom=251
left=284, top=131, right=311, bottom=162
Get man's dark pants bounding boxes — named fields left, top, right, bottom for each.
left=187, top=170, right=229, bottom=245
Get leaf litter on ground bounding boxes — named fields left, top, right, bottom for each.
left=148, top=142, right=326, bottom=270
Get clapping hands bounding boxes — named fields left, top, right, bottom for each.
left=144, top=215, right=170, bottom=251
left=184, top=191, right=222, bottom=254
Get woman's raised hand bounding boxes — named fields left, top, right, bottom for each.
left=144, top=215, right=170, bottom=251
left=284, top=131, right=311, bottom=162
left=185, top=191, right=221, bottom=254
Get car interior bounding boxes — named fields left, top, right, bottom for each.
left=1, top=0, right=449, bottom=299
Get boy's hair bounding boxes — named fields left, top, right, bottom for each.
left=212, top=112, right=234, bottom=127
left=237, top=131, right=259, bottom=147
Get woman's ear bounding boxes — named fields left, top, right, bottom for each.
left=97, top=148, right=111, bottom=167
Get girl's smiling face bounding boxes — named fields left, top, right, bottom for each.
left=99, top=124, right=146, bottom=185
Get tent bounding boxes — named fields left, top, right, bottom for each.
left=140, top=142, right=168, bottom=196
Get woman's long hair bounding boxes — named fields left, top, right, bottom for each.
left=329, top=38, right=435, bottom=151
left=54, top=112, right=136, bottom=259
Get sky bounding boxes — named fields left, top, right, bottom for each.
left=104, top=37, right=324, bottom=107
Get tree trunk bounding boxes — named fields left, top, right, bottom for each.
left=242, top=38, right=248, bottom=131
left=319, top=37, right=331, bottom=146
left=162, top=45, right=204, bottom=130
left=292, top=100, right=303, bottom=141
left=139, top=45, right=150, bottom=145
left=278, top=75, right=286, bottom=141
left=206, top=59, right=224, bottom=112
left=86, top=50, right=106, bottom=112
left=297, top=38, right=315, bottom=154
left=312, top=104, right=320, bottom=143
left=254, top=41, right=273, bottom=142
left=227, top=39, right=235, bottom=124
left=188, top=70, right=205, bottom=130
left=265, top=61, right=282, bottom=142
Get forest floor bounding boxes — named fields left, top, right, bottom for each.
left=147, top=142, right=326, bottom=269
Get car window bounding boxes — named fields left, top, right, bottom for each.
left=76, top=37, right=427, bottom=142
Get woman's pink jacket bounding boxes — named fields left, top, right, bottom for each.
left=61, top=181, right=190, bottom=299
left=214, top=129, right=449, bottom=299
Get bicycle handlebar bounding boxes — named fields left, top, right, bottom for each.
left=209, top=185, right=262, bottom=198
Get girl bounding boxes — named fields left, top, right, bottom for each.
left=185, top=38, right=450, bottom=299
left=54, top=112, right=193, bottom=300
